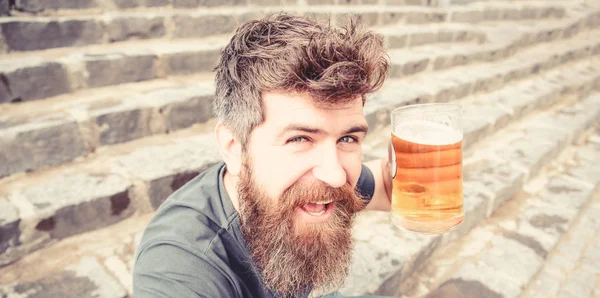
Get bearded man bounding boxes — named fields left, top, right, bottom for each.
left=133, top=12, right=393, bottom=298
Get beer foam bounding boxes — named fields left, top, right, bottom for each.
left=393, top=120, right=462, bottom=145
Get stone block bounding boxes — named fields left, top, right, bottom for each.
left=1, top=19, right=103, bottom=51
left=525, top=270, right=561, bottom=297
left=14, top=0, right=97, bottom=11
left=385, top=0, right=406, bottom=4
left=434, top=262, right=521, bottom=298
left=340, top=210, right=440, bottom=296
left=387, top=35, right=407, bottom=48
left=494, top=85, right=548, bottom=119
left=173, top=14, right=237, bottom=38
left=408, top=32, right=436, bottom=47
left=163, top=48, right=221, bottom=75
left=0, top=0, right=9, bottom=15
left=462, top=102, right=509, bottom=145
left=538, top=176, right=594, bottom=211
left=0, top=257, right=127, bottom=298
left=453, top=81, right=473, bottom=99
left=472, top=73, right=504, bottom=94
left=0, top=198, right=20, bottom=255
left=114, top=0, right=170, bottom=7
left=145, top=87, right=214, bottom=132
left=84, top=53, right=157, bottom=88
left=496, top=134, right=559, bottom=177
left=502, top=203, right=574, bottom=258
left=91, top=105, right=161, bottom=146
left=464, top=158, right=525, bottom=213
left=113, top=0, right=143, bottom=8
left=248, top=0, right=284, bottom=6
left=399, top=57, right=430, bottom=76
left=483, top=8, right=499, bottom=21
left=22, top=170, right=133, bottom=240
left=451, top=10, right=482, bottom=23
left=462, top=116, right=489, bottom=149
left=249, top=0, right=282, bottom=4
left=558, top=265, right=597, bottom=298
left=0, top=120, right=88, bottom=178
left=107, top=16, right=166, bottom=42
left=381, top=11, right=406, bottom=25
left=480, top=235, right=543, bottom=287
left=499, top=8, right=520, bottom=20
left=115, top=134, right=221, bottom=209
left=0, top=61, right=72, bottom=103
left=407, top=11, right=444, bottom=24
left=519, top=7, right=538, bottom=20
left=567, top=150, right=600, bottom=185
left=145, top=0, right=170, bottom=6
left=172, top=0, right=244, bottom=7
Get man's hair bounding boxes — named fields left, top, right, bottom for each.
left=213, top=13, right=389, bottom=147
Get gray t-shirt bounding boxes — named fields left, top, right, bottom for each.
left=133, top=162, right=375, bottom=298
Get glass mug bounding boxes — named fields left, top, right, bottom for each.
left=388, top=103, right=464, bottom=234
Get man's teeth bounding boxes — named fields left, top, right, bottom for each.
left=310, top=199, right=333, bottom=205
left=306, top=209, right=326, bottom=216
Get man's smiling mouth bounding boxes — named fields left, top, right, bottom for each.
left=300, top=199, right=334, bottom=216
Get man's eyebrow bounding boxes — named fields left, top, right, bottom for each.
left=278, top=124, right=369, bottom=138
left=279, top=124, right=325, bottom=137
left=343, top=125, right=369, bottom=135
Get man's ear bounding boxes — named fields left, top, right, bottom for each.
left=215, top=122, right=243, bottom=176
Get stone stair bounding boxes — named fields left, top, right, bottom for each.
left=1, top=0, right=600, bottom=297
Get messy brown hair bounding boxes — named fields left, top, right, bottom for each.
left=213, top=13, right=389, bottom=147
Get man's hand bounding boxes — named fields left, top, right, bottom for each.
left=363, top=155, right=393, bottom=212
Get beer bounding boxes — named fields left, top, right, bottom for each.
left=390, top=120, right=463, bottom=234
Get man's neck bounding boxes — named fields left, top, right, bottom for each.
left=223, top=169, right=241, bottom=213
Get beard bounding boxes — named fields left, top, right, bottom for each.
left=237, top=159, right=366, bottom=298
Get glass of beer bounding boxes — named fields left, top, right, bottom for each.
left=389, top=103, right=463, bottom=234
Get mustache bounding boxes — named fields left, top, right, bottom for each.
left=273, top=181, right=367, bottom=213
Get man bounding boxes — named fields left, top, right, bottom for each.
left=133, top=13, right=392, bottom=298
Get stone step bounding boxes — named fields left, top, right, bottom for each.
left=388, top=9, right=600, bottom=77
left=0, top=36, right=227, bottom=103
left=0, top=123, right=221, bottom=268
left=520, top=164, right=600, bottom=298
left=0, top=73, right=216, bottom=179
left=393, top=126, right=600, bottom=298
left=364, top=27, right=600, bottom=131
left=5, top=0, right=446, bottom=17
left=339, top=85, right=600, bottom=296
left=0, top=3, right=567, bottom=53
left=1, top=19, right=598, bottom=182
left=0, top=212, right=153, bottom=297
left=377, top=22, right=487, bottom=48
left=0, top=256, right=129, bottom=298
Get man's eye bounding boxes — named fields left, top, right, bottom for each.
left=339, top=136, right=358, bottom=143
left=287, top=136, right=310, bottom=143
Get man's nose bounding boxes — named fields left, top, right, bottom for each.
left=312, top=146, right=346, bottom=188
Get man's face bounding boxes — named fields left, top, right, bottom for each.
left=245, top=91, right=367, bottom=222
left=237, top=91, right=369, bottom=297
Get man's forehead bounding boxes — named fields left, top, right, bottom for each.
left=262, top=91, right=364, bottom=116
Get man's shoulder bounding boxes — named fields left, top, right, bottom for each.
left=137, top=161, right=236, bottom=256
left=133, top=161, right=249, bottom=297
